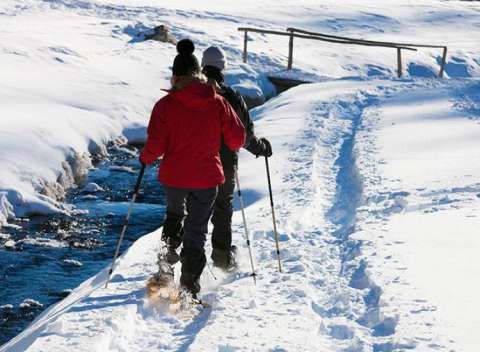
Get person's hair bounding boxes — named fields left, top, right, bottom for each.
left=171, top=71, right=208, bottom=91
left=202, top=65, right=224, bottom=84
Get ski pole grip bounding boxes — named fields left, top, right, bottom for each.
left=134, top=164, right=146, bottom=194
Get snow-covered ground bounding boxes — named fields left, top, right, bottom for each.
left=1, top=0, right=480, bottom=351
left=354, top=79, right=480, bottom=351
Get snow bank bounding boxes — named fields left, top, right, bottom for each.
left=0, top=193, right=15, bottom=227
left=0, top=0, right=275, bottom=225
left=224, top=64, right=277, bottom=107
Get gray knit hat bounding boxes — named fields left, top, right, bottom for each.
left=201, top=46, right=227, bottom=70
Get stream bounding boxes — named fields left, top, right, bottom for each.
left=0, top=144, right=165, bottom=345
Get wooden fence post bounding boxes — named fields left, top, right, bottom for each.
left=397, top=48, right=402, bottom=78
left=287, top=32, right=294, bottom=70
left=238, top=26, right=445, bottom=80
left=243, top=30, right=248, bottom=63
left=439, top=46, right=448, bottom=78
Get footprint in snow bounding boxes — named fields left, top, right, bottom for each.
left=287, top=263, right=305, bottom=273
left=329, top=324, right=354, bottom=340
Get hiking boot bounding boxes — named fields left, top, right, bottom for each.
left=161, top=229, right=183, bottom=249
left=179, top=274, right=201, bottom=300
left=165, top=245, right=180, bottom=265
left=211, top=245, right=237, bottom=271
left=156, top=252, right=174, bottom=277
left=161, top=228, right=183, bottom=265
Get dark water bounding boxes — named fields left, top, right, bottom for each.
left=0, top=144, right=165, bottom=346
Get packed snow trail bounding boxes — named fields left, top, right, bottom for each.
left=0, top=81, right=414, bottom=351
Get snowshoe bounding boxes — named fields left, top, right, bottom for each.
left=148, top=245, right=210, bottom=319
left=168, top=289, right=210, bottom=320
left=179, top=274, right=201, bottom=300
left=146, top=245, right=175, bottom=299
left=148, top=280, right=209, bottom=320
left=146, top=272, right=174, bottom=299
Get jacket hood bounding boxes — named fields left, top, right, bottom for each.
left=170, top=80, right=216, bottom=111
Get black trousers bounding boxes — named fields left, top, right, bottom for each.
left=211, top=168, right=236, bottom=250
left=163, top=185, right=217, bottom=253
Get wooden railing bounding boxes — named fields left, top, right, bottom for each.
left=238, top=27, right=448, bottom=78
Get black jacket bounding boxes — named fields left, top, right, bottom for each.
left=218, top=84, right=264, bottom=172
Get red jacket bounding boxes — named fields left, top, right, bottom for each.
left=140, top=81, right=246, bottom=189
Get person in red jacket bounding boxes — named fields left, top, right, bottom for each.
left=139, top=39, right=245, bottom=298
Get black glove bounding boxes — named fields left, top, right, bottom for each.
left=257, top=137, right=272, bottom=158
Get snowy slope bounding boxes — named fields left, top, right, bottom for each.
left=1, top=0, right=479, bottom=224
left=353, top=80, right=480, bottom=351
left=4, top=78, right=480, bottom=351
left=0, top=0, right=276, bottom=225
left=1, top=0, right=480, bottom=351
left=0, top=80, right=398, bottom=351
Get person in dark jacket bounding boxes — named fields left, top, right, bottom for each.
left=140, top=39, right=246, bottom=297
left=201, top=46, right=273, bottom=270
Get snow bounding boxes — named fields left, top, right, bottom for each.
left=0, top=0, right=275, bottom=224
left=224, top=64, right=277, bottom=105
left=81, top=183, right=105, bottom=194
left=19, top=300, right=43, bottom=310
left=3, top=239, right=16, bottom=250
left=1, top=0, right=480, bottom=351
left=353, top=80, right=480, bottom=351
left=63, top=259, right=83, bottom=267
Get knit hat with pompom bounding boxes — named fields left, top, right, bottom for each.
left=172, top=39, right=200, bottom=76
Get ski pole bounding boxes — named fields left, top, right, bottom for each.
left=234, top=165, right=257, bottom=284
left=104, top=163, right=146, bottom=288
left=265, top=156, right=282, bottom=273
left=205, top=261, right=218, bottom=281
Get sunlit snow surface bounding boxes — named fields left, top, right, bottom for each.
left=1, top=0, right=480, bottom=351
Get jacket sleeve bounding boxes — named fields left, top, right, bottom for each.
left=225, top=87, right=264, bottom=156
left=220, top=97, right=245, bottom=151
left=139, top=101, right=168, bottom=164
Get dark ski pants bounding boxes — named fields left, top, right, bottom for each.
left=211, top=169, right=236, bottom=250
left=163, top=185, right=218, bottom=253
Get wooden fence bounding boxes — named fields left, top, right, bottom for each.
left=238, top=26, right=448, bottom=78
